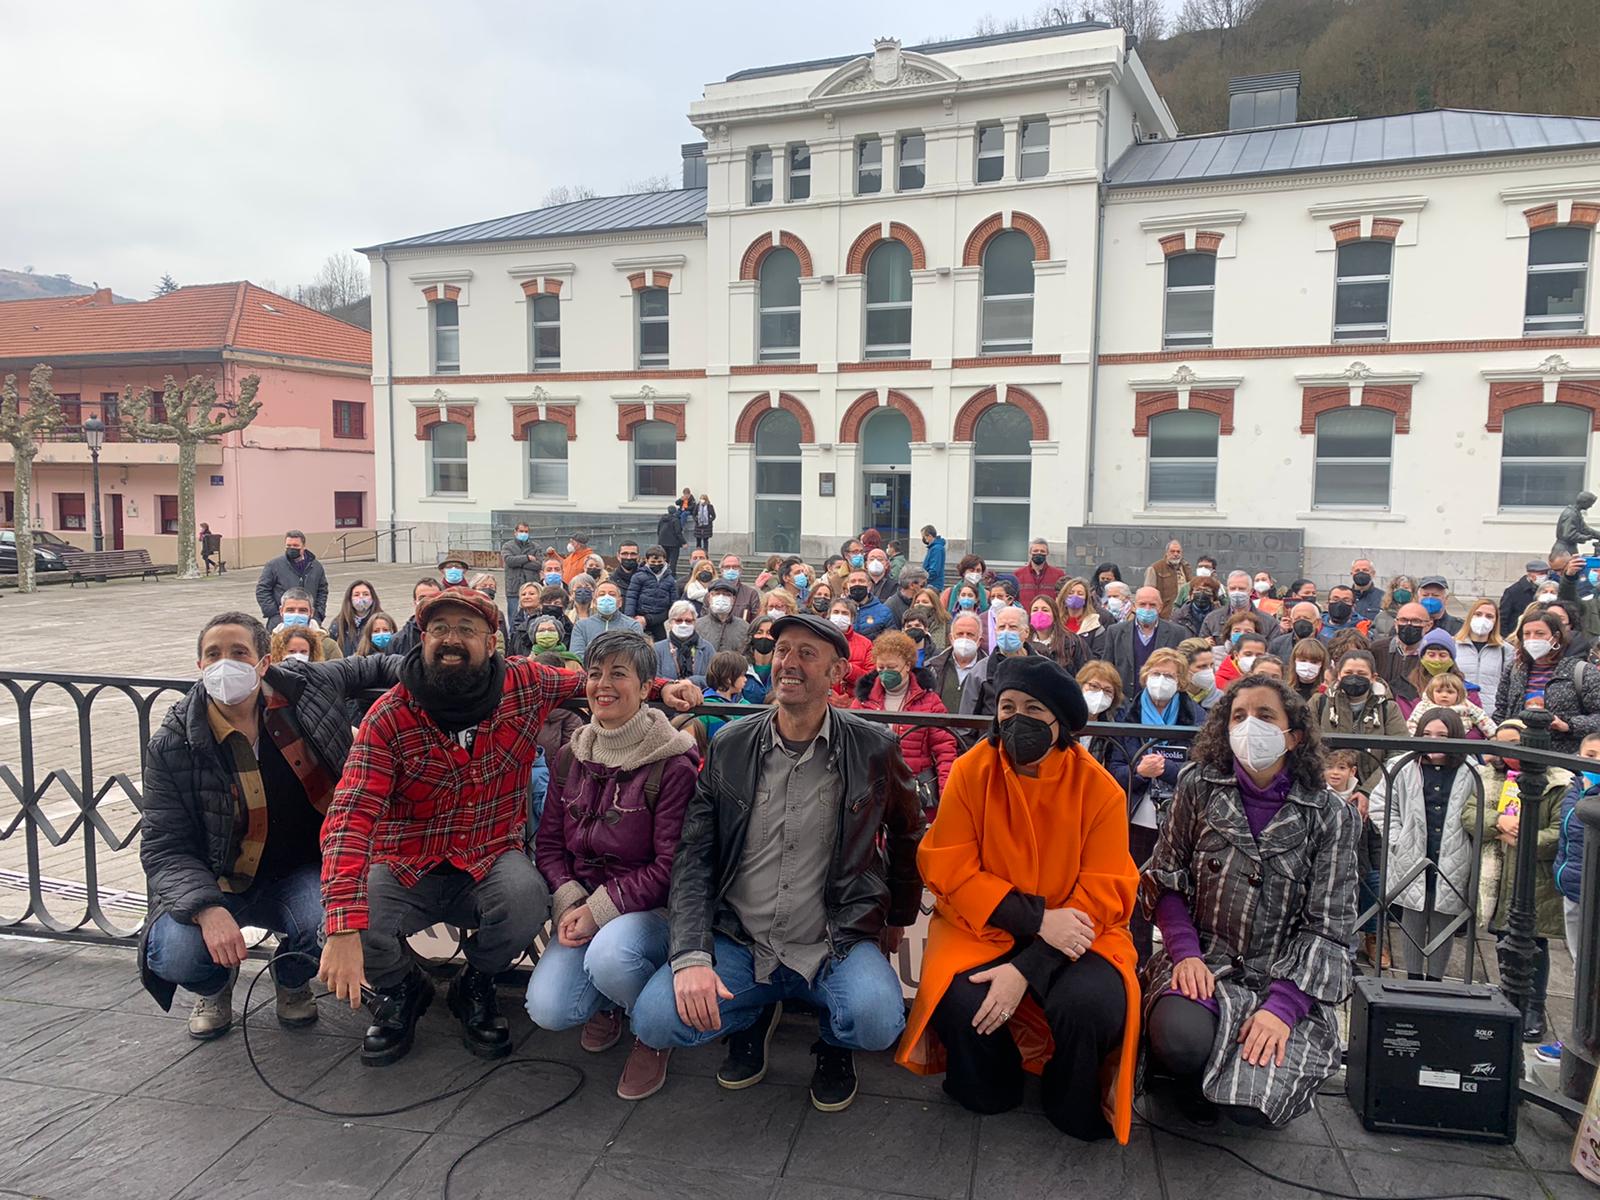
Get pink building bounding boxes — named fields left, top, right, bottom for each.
left=0, top=283, right=373, bottom=568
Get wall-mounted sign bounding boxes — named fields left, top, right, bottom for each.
left=819, top=473, right=835, bottom=497
left=209, top=475, right=225, bottom=486
left=870, top=482, right=888, bottom=497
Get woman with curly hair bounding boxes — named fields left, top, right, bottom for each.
left=268, top=626, right=322, bottom=664
left=1139, top=674, right=1358, bottom=1128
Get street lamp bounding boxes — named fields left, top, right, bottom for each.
left=83, top=415, right=105, bottom=553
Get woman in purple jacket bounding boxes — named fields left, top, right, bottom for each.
left=525, top=630, right=699, bottom=1101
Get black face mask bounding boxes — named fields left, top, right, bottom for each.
left=1339, top=675, right=1372, bottom=699
left=848, top=586, right=870, bottom=603
left=1396, top=625, right=1424, bottom=647
left=1030, top=554, right=1047, bottom=567
left=1293, top=619, right=1316, bottom=640
left=1352, top=572, right=1373, bottom=589
left=1328, top=601, right=1353, bottom=624
left=1191, top=593, right=1213, bottom=612
left=998, top=713, right=1055, bottom=766
left=285, top=547, right=302, bottom=560
left=751, top=636, right=775, bottom=655
left=542, top=605, right=564, bottom=618
left=906, top=628, right=928, bottom=643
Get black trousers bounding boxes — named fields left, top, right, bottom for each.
left=928, top=949, right=1125, bottom=1140
left=1146, top=994, right=1274, bottom=1127
left=1128, top=823, right=1159, bottom=967
left=664, top=546, right=682, bottom=578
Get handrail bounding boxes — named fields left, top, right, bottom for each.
left=336, top=524, right=416, bottom=563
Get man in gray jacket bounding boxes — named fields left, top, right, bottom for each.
left=500, top=521, right=537, bottom=627
left=255, top=530, right=329, bottom=624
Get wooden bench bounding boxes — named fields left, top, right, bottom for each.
left=67, top=549, right=166, bottom=586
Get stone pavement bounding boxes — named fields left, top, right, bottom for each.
left=0, top=936, right=1589, bottom=1200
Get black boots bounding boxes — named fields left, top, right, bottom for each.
left=362, top=967, right=433, bottom=1067
left=446, top=965, right=511, bottom=1059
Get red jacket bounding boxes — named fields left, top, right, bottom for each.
left=834, top=629, right=876, bottom=696
left=851, top=669, right=959, bottom=795
left=1015, top=563, right=1067, bottom=609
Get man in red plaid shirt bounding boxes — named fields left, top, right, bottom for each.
left=319, top=585, right=701, bottom=1066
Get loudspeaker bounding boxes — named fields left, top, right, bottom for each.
left=1346, top=976, right=1522, bottom=1143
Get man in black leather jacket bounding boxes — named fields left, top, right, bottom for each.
left=632, top=613, right=923, bottom=1113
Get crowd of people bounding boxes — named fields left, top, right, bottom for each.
left=131, top=523, right=1592, bottom=1139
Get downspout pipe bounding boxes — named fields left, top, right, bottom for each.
left=380, top=248, right=398, bottom=563
left=1083, top=80, right=1111, bottom=528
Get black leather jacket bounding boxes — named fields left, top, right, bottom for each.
left=668, top=706, right=924, bottom=966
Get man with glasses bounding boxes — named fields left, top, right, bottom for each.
left=1374, top=601, right=1432, bottom=704
left=318, top=585, right=702, bottom=1066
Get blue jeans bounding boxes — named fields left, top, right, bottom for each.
left=524, top=910, right=670, bottom=1030
left=631, top=934, right=906, bottom=1052
left=145, top=864, right=323, bottom=997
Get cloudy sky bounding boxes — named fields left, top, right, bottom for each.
left=4, top=0, right=1137, bottom=300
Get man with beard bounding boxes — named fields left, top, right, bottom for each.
left=318, top=586, right=702, bottom=1065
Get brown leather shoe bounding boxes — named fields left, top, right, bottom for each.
left=617, top=1039, right=670, bottom=1101
left=580, top=1008, right=623, bottom=1053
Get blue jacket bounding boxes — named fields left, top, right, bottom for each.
left=855, top=598, right=896, bottom=639
left=654, top=635, right=714, bottom=683
left=527, top=747, right=550, bottom=831
left=1555, top=774, right=1592, bottom=905
left=921, top=537, right=946, bottom=585
left=625, top=565, right=680, bottom=621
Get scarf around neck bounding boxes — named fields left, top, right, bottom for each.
left=400, top=645, right=507, bottom=734
left=570, top=705, right=695, bottom=772
left=1140, top=689, right=1179, bottom=726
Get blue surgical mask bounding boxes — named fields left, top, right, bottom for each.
left=1230, top=630, right=1244, bottom=646
left=1135, top=606, right=1159, bottom=626
left=1420, top=595, right=1444, bottom=616
left=995, top=629, right=1024, bottom=654
left=958, top=595, right=977, bottom=610
left=370, top=631, right=393, bottom=650
left=849, top=554, right=864, bottom=568
left=515, top=532, right=529, bottom=543
left=281, top=613, right=310, bottom=628
left=443, top=567, right=465, bottom=585
left=722, top=568, right=740, bottom=583
left=793, top=573, right=809, bottom=591
left=596, top=595, right=618, bottom=616
left=1585, top=770, right=1600, bottom=790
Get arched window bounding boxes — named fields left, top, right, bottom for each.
left=971, top=404, right=1032, bottom=561
left=428, top=421, right=468, bottom=495
left=980, top=231, right=1034, bottom=355
left=632, top=420, right=677, bottom=499
left=758, top=248, right=802, bottom=362
left=1500, top=403, right=1590, bottom=508
left=1164, top=252, right=1215, bottom=348
left=864, top=241, right=913, bottom=359
left=1313, top=407, right=1393, bottom=509
left=1147, top=410, right=1219, bottom=507
left=1525, top=226, right=1591, bottom=335
left=525, top=421, right=568, bottom=499
left=754, top=410, right=802, bottom=552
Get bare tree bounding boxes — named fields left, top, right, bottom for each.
left=123, top=374, right=262, bottom=579
left=0, top=366, right=65, bottom=593
left=299, top=252, right=369, bottom=314
left=1091, top=0, right=1166, bottom=41
left=1175, top=0, right=1262, bottom=34
left=540, top=184, right=598, bottom=207
left=624, top=173, right=675, bottom=194
left=154, top=273, right=179, bottom=296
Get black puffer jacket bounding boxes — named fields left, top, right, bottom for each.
left=136, top=655, right=400, bottom=1008
left=667, top=707, right=924, bottom=967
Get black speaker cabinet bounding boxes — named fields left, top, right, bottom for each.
left=1346, top=976, right=1522, bottom=1143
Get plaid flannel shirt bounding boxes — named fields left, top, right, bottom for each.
left=320, top=658, right=584, bottom=934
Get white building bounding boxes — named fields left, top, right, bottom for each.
left=363, top=23, right=1600, bottom=595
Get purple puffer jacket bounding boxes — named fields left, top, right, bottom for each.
left=534, top=746, right=699, bottom=918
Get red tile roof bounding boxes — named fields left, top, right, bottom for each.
left=0, top=282, right=370, bottom=368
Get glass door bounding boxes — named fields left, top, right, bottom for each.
left=863, top=472, right=910, bottom=546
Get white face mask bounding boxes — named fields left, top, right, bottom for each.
left=566, top=542, right=576, bottom=554
left=1145, top=675, right=1178, bottom=703
left=1469, top=615, right=1495, bottom=637
left=1237, top=654, right=1257, bottom=673
left=964, top=571, right=982, bottom=585
left=710, top=596, right=732, bottom=615
left=1537, top=591, right=1559, bottom=605
left=990, top=596, right=1007, bottom=611
left=1253, top=580, right=1272, bottom=594
left=1196, top=566, right=1213, bottom=578
left=952, top=636, right=979, bottom=661
left=352, top=595, right=372, bottom=612
left=829, top=613, right=853, bottom=632
left=767, top=608, right=787, bottom=620
left=867, top=560, right=885, bottom=577
left=1230, top=714, right=1289, bottom=773
left=286, top=651, right=311, bottom=663
left=1295, top=660, right=1321, bottom=681
left=1083, top=688, right=1112, bottom=715
left=686, top=582, right=708, bottom=601
left=202, top=658, right=260, bottom=706
left=1106, top=597, right=1128, bottom=618
left=1523, top=638, right=1555, bottom=661
left=670, top=622, right=697, bottom=639
left=1191, top=667, right=1215, bottom=691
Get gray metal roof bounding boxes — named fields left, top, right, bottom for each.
left=1107, top=109, right=1600, bottom=188
left=361, top=189, right=708, bottom=252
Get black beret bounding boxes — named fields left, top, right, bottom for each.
left=770, top=612, right=850, bottom=658
left=993, top=654, right=1089, bottom=734
left=708, top=578, right=739, bottom=596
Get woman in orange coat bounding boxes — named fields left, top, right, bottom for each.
left=897, top=655, right=1141, bottom=1142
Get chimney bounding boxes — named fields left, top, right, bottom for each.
left=1227, top=71, right=1300, bottom=131
left=91, top=287, right=113, bottom=305
left=681, top=142, right=707, bottom=190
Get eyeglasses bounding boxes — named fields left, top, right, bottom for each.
left=1395, top=619, right=1428, bottom=629
left=426, top=620, right=490, bottom=641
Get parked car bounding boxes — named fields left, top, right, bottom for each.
left=0, top=530, right=78, bottom=574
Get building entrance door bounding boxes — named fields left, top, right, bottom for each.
left=107, top=494, right=124, bottom=550
left=862, top=472, right=910, bottom=547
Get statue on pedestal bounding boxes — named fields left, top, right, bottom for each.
left=1553, top=490, right=1600, bottom=558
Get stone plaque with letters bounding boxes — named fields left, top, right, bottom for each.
left=1066, top=525, right=1304, bottom=579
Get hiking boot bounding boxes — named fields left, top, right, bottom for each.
left=361, top=967, right=433, bottom=1067
left=187, top=968, right=238, bottom=1040
left=616, top=1039, right=671, bottom=1101
left=717, top=1002, right=782, bottom=1090
left=809, top=1040, right=858, bottom=1112
left=1360, top=933, right=1391, bottom=970
left=446, top=965, right=511, bottom=1059
left=275, top=981, right=318, bottom=1029
left=580, top=1008, right=624, bottom=1053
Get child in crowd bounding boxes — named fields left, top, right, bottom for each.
left=1405, top=671, right=1497, bottom=739
left=696, top=651, right=750, bottom=742
left=1325, top=748, right=1383, bottom=963
left=1477, top=721, right=1526, bottom=924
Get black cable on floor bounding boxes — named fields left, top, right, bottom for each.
left=239, top=952, right=586, bottom=1200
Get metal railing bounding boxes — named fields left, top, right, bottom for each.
left=336, top=524, right=416, bottom=563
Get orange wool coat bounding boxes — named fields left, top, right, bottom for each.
left=896, top=737, right=1142, bottom=1143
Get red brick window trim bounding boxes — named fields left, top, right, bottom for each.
left=519, top=278, right=564, bottom=297
left=838, top=390, right=928, bottom=444
left=952, top=386, right=1049, bottom=441
left=414, top=405, right=476, bottom=441
left=510, top=405, right=578, bottom=442
left=1132, top=389, right=1236, bottom=437
left=960, top=212, right=1050, bottom=267
left=1298, top=384, right=1412, bottom=436
left=1333, top=218, right=1404, bottom=244
left=1486, top=379, right=1600, bottom=432
left=1525, top=203, right=1600, bottom=232
left=421, top=284, right=462, bottom=303
left=738, top=231, right=814, bottom=280
left=616, top=403, right=687, bottom=442
left=845, top=222, right=929, bottom=274
left=734, top=393, right=816, bottom=444
left=1158, top=230, right=1225, bottom=257
left=625, top=270, right=674, bottom=291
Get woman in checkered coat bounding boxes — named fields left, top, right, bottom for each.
left=1138, top=674, right=1358, bottom=1127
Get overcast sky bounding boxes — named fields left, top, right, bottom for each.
left=4, top=0, right=1155, bottom=300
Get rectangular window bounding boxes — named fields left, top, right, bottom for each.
left=632, top=421, right=677, bottom=499
left=527, top=421, right=570, bottom=498
left=530, top=295, right=560, bottom=370
left=898, top=132, right=925, bottom=191
left=975, top=122, right=1004, bottom=183
left=157, top=494, right=180, bottom=535
left=432, top=299, right=460, bottom=374
left=1500, top=404, right=1590, bottom=508
left=100, top=392, right=121, bottom=440
left=750, top=147, right=773, bottom=204
left=333, top=491, right=364, bottom=528
left=429, top=422, right=469, bottom=495
left=56, top=493, right=86, bottom=531
left=1018, top=117, right=1049, bottom=179
left=332, top=400, right=365, bottom=439
left=1147, top=411, right=1220, bottom=507
left=1525, top=226, right=1590, bottom=335
left=1313, top=408, right=1394, bottom=509
left=637, top=287, right=669, bottom=368
left=856, top=136, right=883, bottom=195
left=1334, top=240, right=1393, bottom=341
left=59, top=394, right=81, bottom=427
left=787, top=144, right=810, bottom=201
left=1163, top=253, right=1216, bottom=349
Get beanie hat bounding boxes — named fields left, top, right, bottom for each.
left=1420, top=628, right=1457, bottom=659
